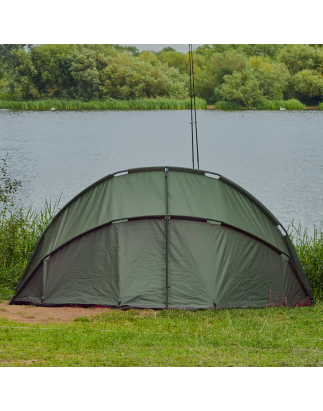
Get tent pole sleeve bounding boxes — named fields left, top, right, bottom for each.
left=165, top=167, right=169, bottom=309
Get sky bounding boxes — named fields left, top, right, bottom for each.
left=121, top=44, right=204, bottom=53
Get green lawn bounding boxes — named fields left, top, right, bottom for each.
left=1, top=303, right=323, bottom=366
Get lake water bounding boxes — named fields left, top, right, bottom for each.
left=0, top=109, right=322, bottom=233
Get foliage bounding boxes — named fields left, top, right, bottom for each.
left=67, top=48, right=101, bottom=100
left=249, top=56, right=290, bottom=100
left=0, top=97, right=207, bottom=110
left=277, top=44, right=323, bottom=75
left=293, top=69, right=323, bottom=98
left=219, top=70, right=265, bottom=109
left=259, top=99, right=305, bottom=110
left=0, top=202, right=58, bottom=294
left=10, top=48, right=40, bottom=100
left=1, top=303, right=323, bottom=366
left=214, top=100, right=244, bottom=110
left=111, top=45, right=139, bottom=56
left=1, top=44, right=323, bottom=106
left=195, top=50, right=249, bottom=103
left=289, top=222, right=323, bottom=300
left=0, top=154, right=21, bottom=211
left=100, top=53, right=188, bottom=99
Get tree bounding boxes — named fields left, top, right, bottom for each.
left=10, top=48, right=39, bottom=100
left=196, top=50, right=249, bottom=103
left=219, top=70, right=265, bottom=108
left=0, top=44, right=29, bottom=68
left=293, top=69, right=323, bottom=98
left=249, top=56, right=290, bottom=100
left=31, top=44, right=79, bottom=98
left=68, top=48, right=101, bottom=100
left=112, top=45, right=139, bottom=56
left=137, top=51, right=159, bottom=66
left=100, top=53, right=188, bottom=99
left=277, top=44, right=319, bottom=75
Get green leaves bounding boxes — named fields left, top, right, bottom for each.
left=293, top=69, right=323, bottom=98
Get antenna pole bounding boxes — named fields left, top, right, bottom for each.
left=189, top=44, right=194, bottom=169
left=192, top=48, right=200, bottom=169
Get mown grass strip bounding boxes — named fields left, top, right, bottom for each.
left=0, top=98, right=207, bottom=111
left=1, top=303, right=323, bottom=366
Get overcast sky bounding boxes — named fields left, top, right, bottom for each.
left=121, top=44, right=204, bottom=53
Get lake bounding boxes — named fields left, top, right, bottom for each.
left=0, top=109, right=322, bottom=233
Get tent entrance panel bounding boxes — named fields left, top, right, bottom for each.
left=12, top=262, right=44, bottom=306
left=168, top=219, right=218, bottom=309
left=41, top=224, right=120, bottom=306
left=118, top=219, right=166, bottom=309
left=168, top=219, right=307, bottom=309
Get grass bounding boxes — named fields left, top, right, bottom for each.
left=0, top=201, right=59, bottom=299
left=259, top=99, right=305, bottom=110
left=1, top=303, right=323, bottom=366
left=288, top=222, right=323, bottom=300
left=214, top=101, right=244, bottom=110
left=0, top=98, right=207, bottom=111
left=213, top=99, right=305, bottom=111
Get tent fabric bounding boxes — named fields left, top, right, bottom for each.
left=12, top=167, right=313, bottom=308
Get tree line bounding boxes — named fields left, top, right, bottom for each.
left=1, top=44, right=323, bottom=108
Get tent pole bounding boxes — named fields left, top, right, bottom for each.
left=165, top=167, right=169, bottom=309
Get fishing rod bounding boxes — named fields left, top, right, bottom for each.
left=189, top=44, right=200, bottom=169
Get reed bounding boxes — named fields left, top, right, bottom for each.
left=259, top=99, right=305, bottom=110
left=0, top=200, right=59, bottom=298
left=214, top=101, right=244, bottom=110
left=0, top=98, right=207, bottom=111
left=288, top=222, right=323, bottom=300
left=319, top=102, right=323, bottom=110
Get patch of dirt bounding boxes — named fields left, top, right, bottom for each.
left=0, top=301, right=111, bottom=324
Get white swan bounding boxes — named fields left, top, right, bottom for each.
left=50, top=108, right=55, bottom=111
left=280, top=107, right=286, bottom=111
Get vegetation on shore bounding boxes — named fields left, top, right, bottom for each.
left=0, top=97, right=207, bottom=111
left=1, top=303, right=323, bottom=366
left=1, top=44, right=323, bottom=110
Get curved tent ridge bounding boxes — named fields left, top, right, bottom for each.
left=46, top=166, right=283, bottom=233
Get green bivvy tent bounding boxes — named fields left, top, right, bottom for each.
left=11, top=167, right=312, bottom=309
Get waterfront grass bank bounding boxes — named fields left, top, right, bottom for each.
left=1, top=302, right=323, bottom=366
left=0, top=98, right=207, bottom=111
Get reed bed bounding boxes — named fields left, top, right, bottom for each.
left=259, top=99, right=305, bottom=110
left=213, top=99, right=305, bottom=110
left=0, top=201, right=59, bottom=298
left=214, top=101, right=244, bottom=110
left=288, top=222, right=323, bottom=300
left=0, top=98, right=207, bottom=111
